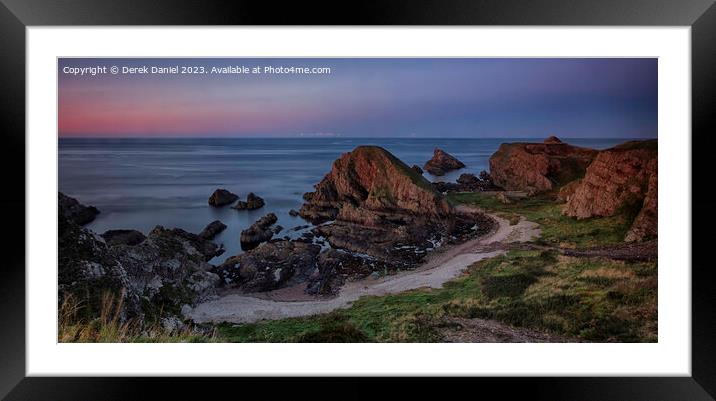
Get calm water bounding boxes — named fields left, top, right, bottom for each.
left=59, top=137, right=632, bottom=262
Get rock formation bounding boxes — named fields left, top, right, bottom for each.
left=564, top=140, right=657, bottom=242
left=101, top=229, right=146, bottom=246
left=423, top=148, right=466, bottom=176
left=432, top=171, right=501, bottom=194
left=213, top=239, right=321, bottom=292
left=240, top=213, right=279, bottom=250
left=198, top=220, right=227, bottom=240
left=208, top=188, right=238, bottom=207
left=488, top=137, right=598, bottom=193
left=59, top=202, right=221, bottom=324
left=411, top=164, right=424, bottom=175
left=59, top=192, right=99, bottom=225
left=300, top=146, right=452, bottom=225
left=232, top=192, right=265, bottom=210
left=299, top=146, right=493, bottom=270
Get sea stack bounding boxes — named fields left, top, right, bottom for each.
left=208, top=189, right=239, bottom=207
left=423, top=148, right=466, bottom=176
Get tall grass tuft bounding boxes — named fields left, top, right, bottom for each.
left=58, top=290, right=215, bottom=343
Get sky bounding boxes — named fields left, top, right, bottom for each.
left=58, top=58, right=657, bottom=138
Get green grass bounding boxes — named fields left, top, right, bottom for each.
left=447, top=192, right=638, bottom=249
left=214, top=194, right=656, bottom=343
left=217, top=250, right=657, bottom=343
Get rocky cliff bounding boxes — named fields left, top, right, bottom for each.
left=59, top=194, right=221, bottom=323
left=564, top=140, right=657, bottom=242
left=489, top=137, right=598, bottom=193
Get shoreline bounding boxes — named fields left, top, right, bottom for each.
left=187, top=209, right=540, bottom=324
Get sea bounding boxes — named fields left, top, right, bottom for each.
left=59, top=137, right=634, bottom=262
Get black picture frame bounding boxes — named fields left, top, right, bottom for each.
left=1, top=1, right=714, bottom=400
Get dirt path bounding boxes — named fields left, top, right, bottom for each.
left=187, top=208, right=540, bottom=325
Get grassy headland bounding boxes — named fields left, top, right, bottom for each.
left=214, top=193, right=656, bottom=343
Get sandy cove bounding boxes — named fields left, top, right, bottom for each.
left=187, top=206, right=540, bottom=324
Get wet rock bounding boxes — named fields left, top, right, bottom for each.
left=59, top=192, right=100, bottom=225
left=232, top=192, right=265, bottom=210
left=198, top=220, right=227, bottom=240
left=288, top=209, right=300, bottom=217
left=423, top=148, right=466, bottom=176
left=306, top=249, right=385, bottom=296
left=240, top=213, right=278, bottom=250
left=208, top=189, right=238, bottom=207
left=101, top=229, right=146, bottom=246
left=213, top=239, right=321, bottom=291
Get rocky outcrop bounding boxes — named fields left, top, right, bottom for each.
left=213, top=239, right=321, bottom=292
left=59, top=205, right=221, bottom=323
left=101, top=229, right=146, bottom=246
left=198, top=220, right=227, bottom=240
left=489, top=137, right=598, bottom=193
left=564, top=140, right=657, bottom=242
left=208, top=189, right=238, bottom=207
left=240, top=213, right=279, bottom=250
left=232, top=192, right=265, bottom=210
left=300, top=146, right=451, bottom=225
left=59, top=192, right=99, bottom=225
left=411, top=164, right=424, bottom=175
left=432, top=171, right=501, bottom=194
left=295, top=146, right=495, bottom=282
left=423, top=148, right=465, bottom=176
left=625, top=171, right=657, bottom=242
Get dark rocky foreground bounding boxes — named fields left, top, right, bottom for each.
left=59, top=195, right=223, bottom=327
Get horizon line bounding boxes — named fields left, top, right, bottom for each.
left=58, top=135, right=657, bottom=140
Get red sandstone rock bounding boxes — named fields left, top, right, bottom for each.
left=300, top=146, right=451, bottom=224
left=563, top=140, right=657, bottom=242
left=488, top=137, right=598, bottom=193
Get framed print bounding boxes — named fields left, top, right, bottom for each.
left=1, top=0, right=715, bottom=399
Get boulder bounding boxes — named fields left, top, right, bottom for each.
left=564, top=140, right=657, bottom=242
left=240, top=213, right=278, bottom=250
left=198, top=220, right=227, bottom=240
left=232, top=192, right=265, bottom=210
left=208, top=189, right=238, bottom=207
left=213, top=239, right=321, bottom=292
left=101, top=229, right=146, bottom=246
left=489, top=137, right=598, bottom=193
left=288, top=209, right=300, bottom=217
left=58, top=192, right=100, bottom=225
left=423, top=148, right=466, bottom=176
